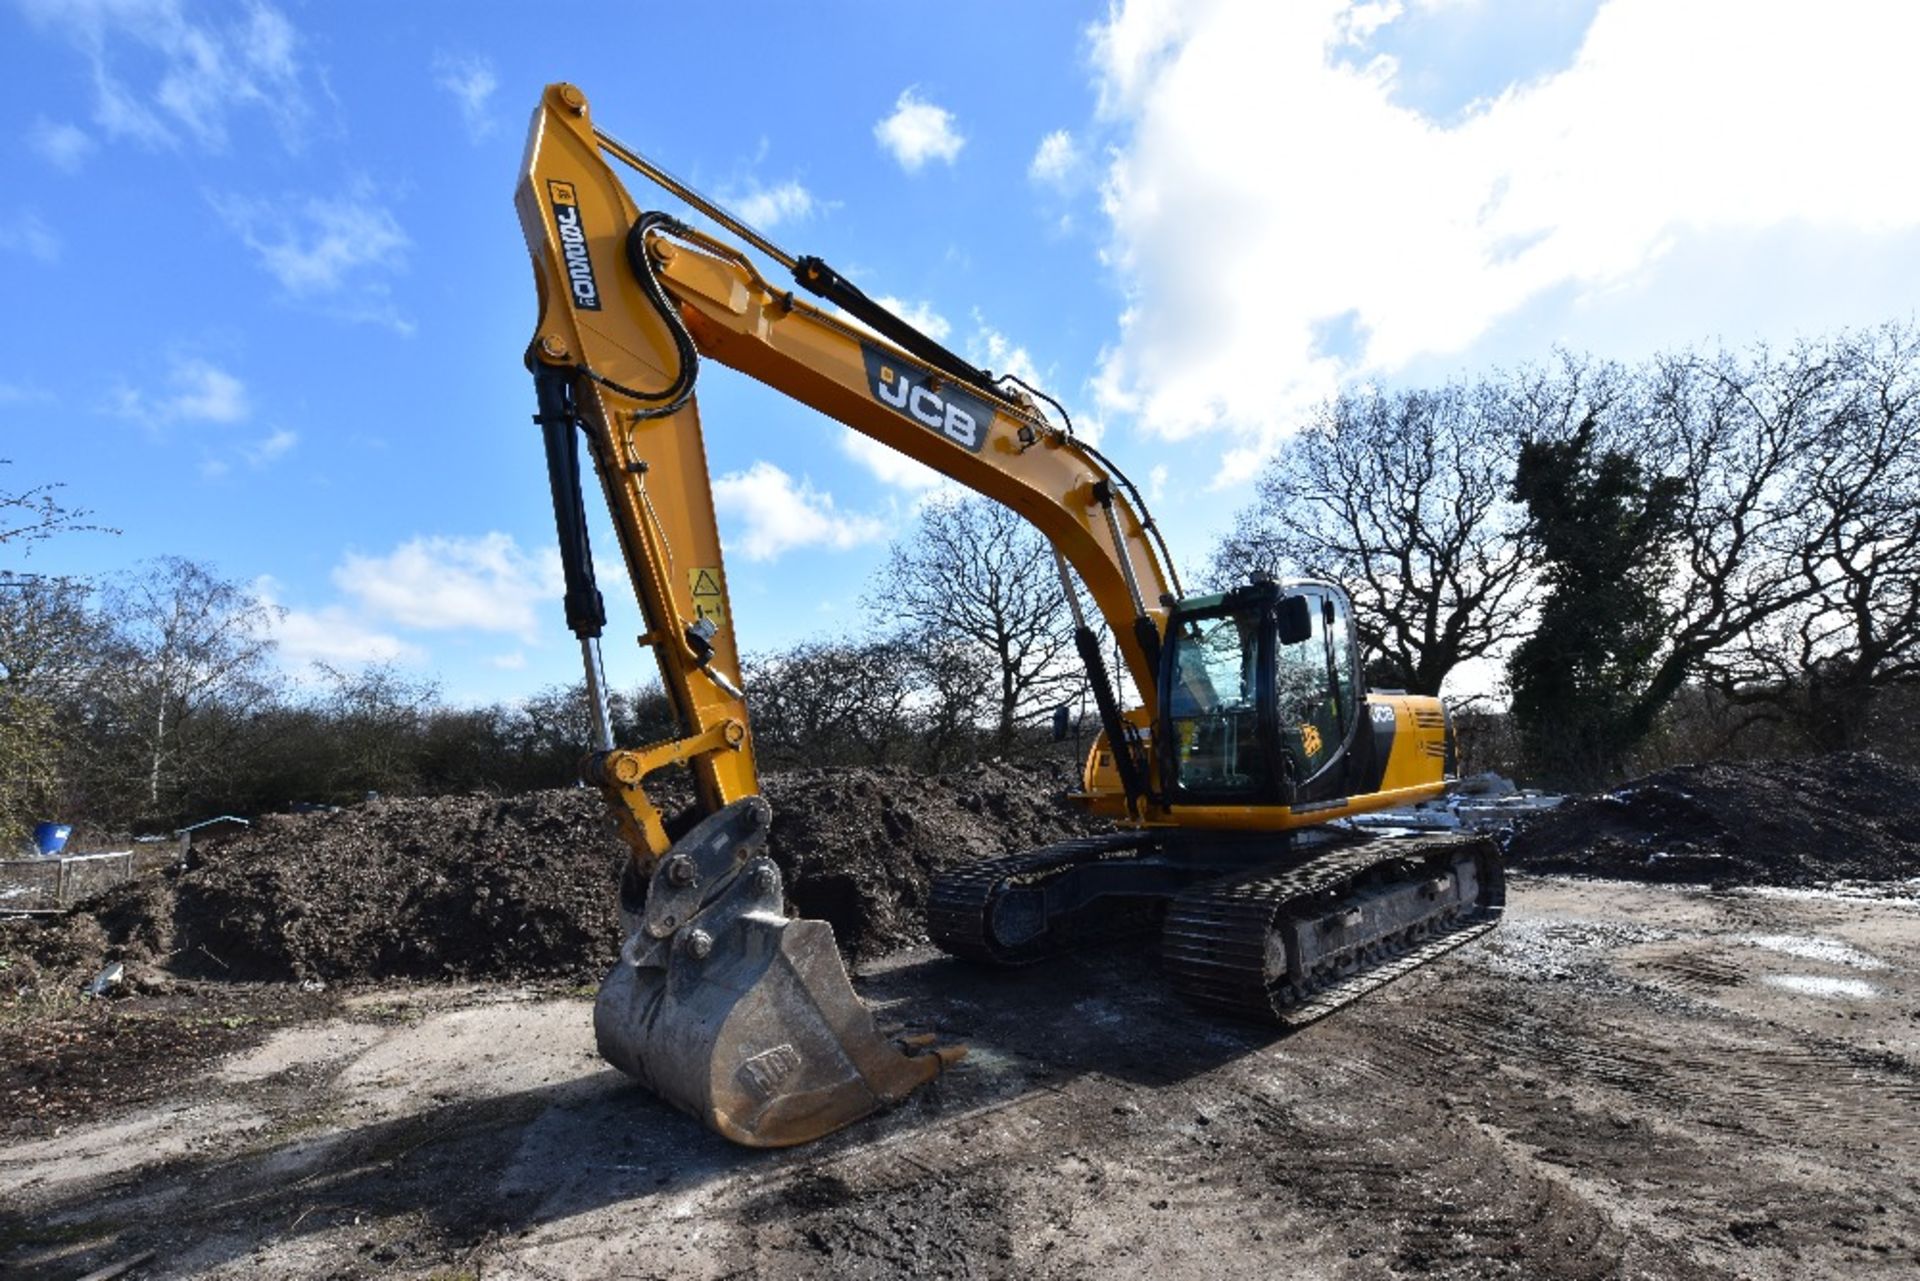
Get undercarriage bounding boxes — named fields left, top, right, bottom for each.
left=929, top=829, right=1504, bottom=1027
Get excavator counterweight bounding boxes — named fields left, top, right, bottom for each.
left=516, top=83, right=1501, bottom=1148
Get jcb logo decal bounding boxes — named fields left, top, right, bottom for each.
left=547, top=180, right=601, bottom=311
left=859, top=341, right=992, bottom=454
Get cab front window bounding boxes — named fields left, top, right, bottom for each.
left=1165, top=606, right=1267, bottom=796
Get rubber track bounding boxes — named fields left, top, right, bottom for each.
left=1161, top=833, right=1505, bottom=1027
left=927, top=831, right=1157, bottom=965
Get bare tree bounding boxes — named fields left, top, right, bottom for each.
left=1211, top=368, right=1601, bottom=694
left=1, top=462, right=113, bottom=580
left=867, top=497, right=1081, bottom=749
left=0, top=464, right=113, bottom=836
left=0, top=577, right=109, bottom=839
left=903, top=634, right=995, bottom=770
left=0, top=575, right=103, bottom=702
left=98, top=558, right=281, bottom=817
left=744, top=638, right=917, bottom=768
left=512, top=680, right=674, bottom=761
left=1582, top=329, right=1899, bottom=750
left=310, top=662, right=442, bottom=797
left=1691, top=324, right=1920, bottom=748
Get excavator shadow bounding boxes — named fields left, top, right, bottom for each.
left=2, top=945, right=1284, bottom=1279
left=856, top=939, right=1281, bottom=1090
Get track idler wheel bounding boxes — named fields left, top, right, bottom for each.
left=594, top=797, right=963, bottom=1147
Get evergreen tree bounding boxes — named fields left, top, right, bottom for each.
left=1507, top=416, right=1684, bottom=786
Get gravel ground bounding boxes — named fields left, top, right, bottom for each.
left=3, top=875, right=1919, bottom=1280
left=4, top=754, right=1919, bottom=1278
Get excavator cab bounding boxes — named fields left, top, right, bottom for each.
left=1159, top=581, right=1364, bottom=807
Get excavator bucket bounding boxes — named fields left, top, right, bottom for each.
left=594, top=797, right=963, bottom=1147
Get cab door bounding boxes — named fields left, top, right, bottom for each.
left=1272, top=584, right=1364, bottom=805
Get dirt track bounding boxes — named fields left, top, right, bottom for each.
left=5, top=873, right=1918, bottom=1280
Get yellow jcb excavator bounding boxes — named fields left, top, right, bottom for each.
left=516, top=83, right=1502, bottom=1148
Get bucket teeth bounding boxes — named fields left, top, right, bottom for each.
left=596, top=797, right=962, bottom=1147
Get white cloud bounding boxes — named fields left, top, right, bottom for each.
left=0, top=210, right=60, bottom=262
left=830, top=294, right=953, bottom=346
left=211, top=184, right=408, bottom=294
left=252, top=576, right=420, bottom=669
left=333, top=532, right=559, bottom=640
left=243, top=427, right=297, bottom=466
left=968, top=317, right=1045, bottom=391
left=28, top=117, right=94, bottom=171
left=874, top=296, right=952, bottom=341
left=111, top=357, right=250, bottom=424
left=840, top=433, right=944, bottom=491
left=1029, top=129, right=1081, bottom=188
left=276, top=609, right=420, bottom=667
left=167, top=359, right=248, bottom=422
left=1089, top=0, right=1920, bottom=456
left=209, top=182, right=411, bottom=331
left=1342, top=1, right=1405, bottom=44
left=0, top=382, right=49, bottom=405
left=19, top=0, right=314, bottom=152
left=712, top=461, right=886, bottom=560
left=487, top=650, right=527, bottom=671
left=731, top=179, right=817, bottom=229
left=433, top=52, right=497, bottom=142
left=874, top=88, right=966, bottom=171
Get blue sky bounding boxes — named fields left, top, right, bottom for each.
left=4, top=0, right=1917, bottom=706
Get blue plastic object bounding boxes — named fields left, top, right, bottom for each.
left=32, top=822, right=72, bottom=856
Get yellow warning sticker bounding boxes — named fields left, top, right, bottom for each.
left=688, top=566, right=726, bottom=630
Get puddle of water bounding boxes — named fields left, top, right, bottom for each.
left=1760, top=974, right=1880, bottom=999
left=1739, top=880, right=1920, bottom=907
left=953, top=1045, right=1028, bottom=1079
left=1070, top=998, right=1127, bottom=1027
left=1737, top=933, right=1888, bottom=971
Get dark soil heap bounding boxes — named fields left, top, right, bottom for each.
left=1505, top=752, right=1920, bottom=886
left=17, top=752, right=1918, bottom=1002
left=3, top=761, right=1100, bottom=993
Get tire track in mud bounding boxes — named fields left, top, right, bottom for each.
left=1320, top=958, right=1920, bottom=1275
left=1213, top=1057, right=1718, bottom=1280
left=1639, top=953, right=1748, bottom=991
left=733, top=1164, right=1022, bottom=1280
left=1406, top=991, right=1920, bottom=1151
left=792, top=921, right=1920, bottom=1279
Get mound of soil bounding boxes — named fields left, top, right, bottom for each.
left=14, top=752, right=1920, bottom=998
left=1506, top=752, right=1920, bottom=886
left=170, top=787, right=625, bottom=983
left=761, top=762, right=1098, bottom=960
left=4, top=761, right=1100, bottom=992
left=0, top=876, right=178, bottom=1009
